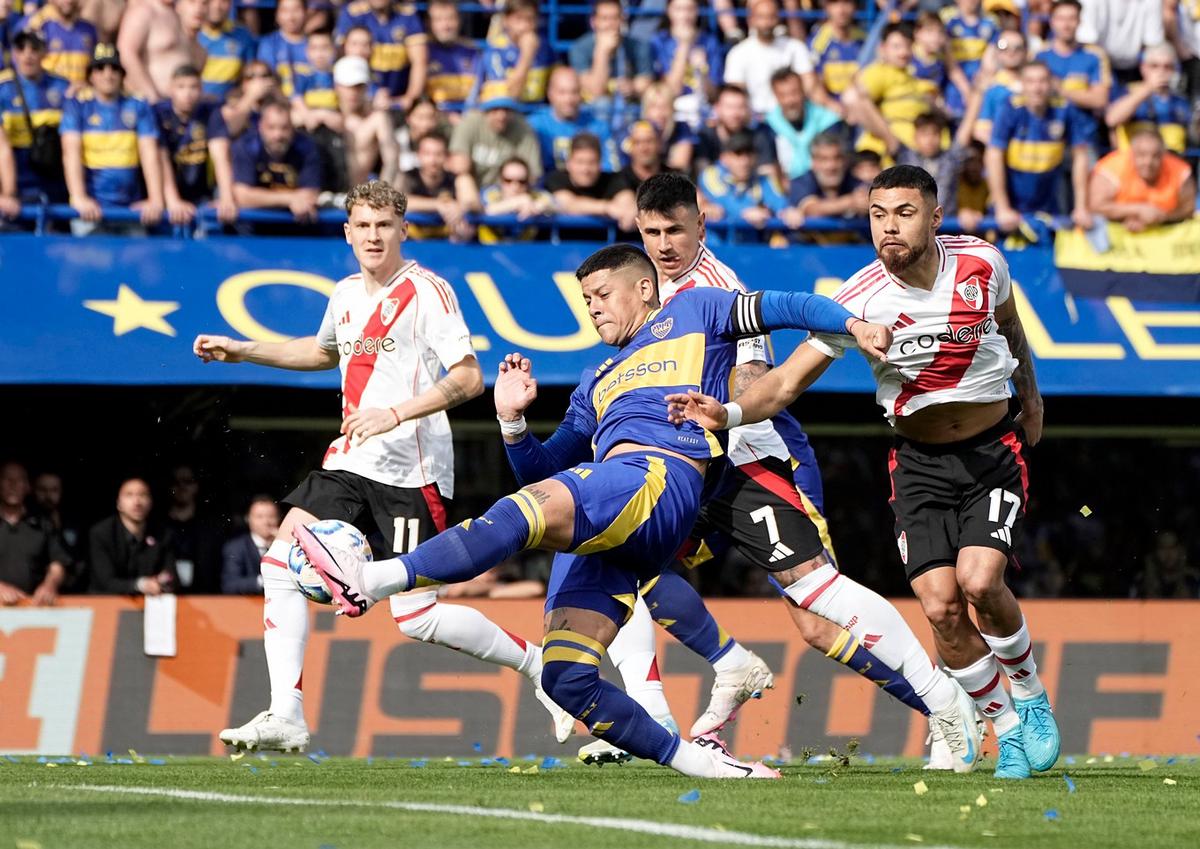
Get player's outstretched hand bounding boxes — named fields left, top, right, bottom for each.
left=665, top=389, right=728, bottom=430
left=495, top=352, right=537, bottom=420
left=193, top=334, right=245, bottom=363
left=849, top=320, right=892, bottom=363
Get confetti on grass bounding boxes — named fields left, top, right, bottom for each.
left=1080, top=505, right=1093, bottom=517
left=1064, top=775, right=1077, bottom=793
left=528, top=802, right=544, bottom=813
left=1164, top=778, right=1178, bottom=786
left=1045, top=810, right=1060, bottom=821
left=913, top=780, right=928, bottom=795
left=677, top=789, right=701, bottom=804
left=904, top=834, right=923, bottom=842
left=976, top=794, right=988, bottom=807
left=1139, top=759, right=1158, bottom=772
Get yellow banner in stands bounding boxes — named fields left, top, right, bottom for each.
left=1055, top=218, right=1200, bottom=275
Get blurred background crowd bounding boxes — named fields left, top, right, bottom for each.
left=1, top=0, right=1198, bottom=239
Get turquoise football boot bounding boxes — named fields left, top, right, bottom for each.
left=1015, top=691, right=1061, bottom=771
left=994, top=726, right=1032, bottom=779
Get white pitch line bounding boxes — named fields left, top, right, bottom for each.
left=50, top=784, right=971, bottom=849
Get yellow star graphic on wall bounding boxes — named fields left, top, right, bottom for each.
left=84, top=284, right=180, bottom=337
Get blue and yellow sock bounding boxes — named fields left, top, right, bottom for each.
left=826, top=629, right=929, bottom=716
left=640, top=570, right=737, bottom=664
left=394, top=491, right=545, bottom=591
left=542, top=629, right=679, bottom=764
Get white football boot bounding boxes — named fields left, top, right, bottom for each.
left=928, top=678, right=983, bottom=773
left=689, top=651, right=775, bottom=736
left=219, top=711, right=310, bottom=753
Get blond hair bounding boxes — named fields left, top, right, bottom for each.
left=345, top=180, right=408, bottom=218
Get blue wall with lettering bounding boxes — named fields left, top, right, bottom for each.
left=2, top=235, right=1197, bottom=395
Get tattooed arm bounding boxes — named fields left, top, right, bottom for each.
left=341, top=356, right=484, bottom=444
left=995, top=296, right=1044, bottom=446
left=733, top=360, right=771, bottom=400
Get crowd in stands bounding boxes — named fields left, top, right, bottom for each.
left=0, top=0, right=1197, bottom=239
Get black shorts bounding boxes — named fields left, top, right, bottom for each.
left=888, top=417, right=1029, bottom=580
left=283, top=469, right=449, bottom=559
left=681, top=456, right=828, bottom=573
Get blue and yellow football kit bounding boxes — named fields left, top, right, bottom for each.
left=19, top=5, right=97, bottom=84
left=425, top=38, right=479, bottom=111
left=475, top=32, right=554, bottom=104
left=293, top=67, right=337, bottom=111
left=941, top=10, right=996, bottom=80
left=699, top=163, right=789, bottom=231
left=990, top=96, right=1095, bottom=214
left=335, top=2, right=425, bottom=98
left=256, top=31, right=310, bottom=98
left=1112, top=86, right=1190, bottom=153
left=59, top=90, right=158, bottom=205
left=198, top=21, right=257, bottom=102
left=1035, top=44, right=1110, bottom=98
left=154, top=100, right=228, bottom=203
left=0, top=69, right=70, bottom=198
left=527, top=106, right=620, bottom=172
left=809, top=22, right=864, bottom=96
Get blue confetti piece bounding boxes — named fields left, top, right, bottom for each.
left=149, top=759, right=166, bottom=766
left=1167, top=758, right=1177, bottom=765
left=480, top=758, right=494, bottom=766
left=813, top=778, right=828, bottom=784
left=248, top=767, right=259, bottom=775
left=317, top=749, right=328, bottom=758
left=677, top=789, right=701, bottom=804
left=523, top=754, right=538, bottom=761
left=495, top=757, right=510, bottom=766
left=410, top=759, right=427, bottom=768
left=366, top=757, right=373, bottom=766
left=105, top=751, right=113, bottom=758
left=472, top=742, right=483, bottom=752
left=1064, top=775, right=1076, bottom=793
left=269, top=761, right=278, bottom=767
left=891, top=767, right=903, bottom=773
left=1044, top=810, right=1060, bottom=821
left=863, top=754, right=876, bottom=764
left=307, top=754, right=323, bottom=764
left=1065, top=756, right=1076, bottom=765
left=36, top=756, right=47, bottom=764
left=456, top=761, right=471, bottom=767
left=116, top=758, right=134, bottom=765
left=541, top=756, right=562, bottom=769
left=5, top=755, right=19, bottom=763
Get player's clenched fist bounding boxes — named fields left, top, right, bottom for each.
left=495, top=352, right=537, bottom=421
left=193, top=334, right=246, bottom=363
left=847, top=319, right=893, bottom=363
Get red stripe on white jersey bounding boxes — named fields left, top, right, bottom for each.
left=836, top=266, right=886, bottom=304
left=342, top=279, right=416, bottom=412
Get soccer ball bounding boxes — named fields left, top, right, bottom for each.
left=287, top=519, right=373, bottom=605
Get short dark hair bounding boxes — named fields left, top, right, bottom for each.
left=853, top=149, right=884, bottom=169
left=714, top=83, right=749, bottom=102
left=570, top=132, right=602, bottom=156
left=869, top=164, right=938, bottom=204
left=636, top=172, right=700, bottom=215
left=915, top=11, right=944, bottom=31
left=769, top=67, right=800, bottom=88
left=914, top=111, right=948, bottom=133
left=417, top=130, right=448, bottom=150
left=498, top=156, right=531, bottom=178
left=575, top=244, right=657, bottom=286
left=307, top=29, right=334, bottom=41
left=882, top=22, right=913, bottom=42
left=344, top=24, right=372, bottom=42
left=505, top=0, right=539, bottom=14
left=172, top=64, right=201, bottom=80
left=1052, top=0, right=1082, bottom=12
left=247, top=494, right=277, bottom=512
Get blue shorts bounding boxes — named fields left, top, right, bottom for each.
left=545, top=451, right=704, bottom=625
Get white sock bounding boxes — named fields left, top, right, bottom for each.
left=668, top=737, right=721, bottom=777
left=261, top=538, right=307, bottom=724
left=712, top=641, right=752, bottom=674
left=948, top=652, right=1019, bottom=735
left=363, top=556, right=409, bottom=599
left=981, top=617, right=1044, bottom=701
left=608, top=597, right=676, bottom=725
left=782, top=563, right=957, bottom=714
left=389, top=591, right=533, bottom=674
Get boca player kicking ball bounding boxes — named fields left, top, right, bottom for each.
left=669, top=165, right=1059, bottom=780
left=193, top=181, right=572, bottom=753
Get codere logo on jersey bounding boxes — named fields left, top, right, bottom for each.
left=340, top=336, right=397, bottom=356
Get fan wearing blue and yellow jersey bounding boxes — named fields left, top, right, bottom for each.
left=19, top=0, right=98, bottom=85
left=475, top=0, right=554, bottom=105
left=256, top=0, right=311, bottom=98
left=335, top=0, right=427, bottom=110
left=154, top=64, right=231, bottom=224
left=912, top=11, right=971, bottom=117
left=1105, top=44, right=1191, bottom=154
left=986, top=61, right=1095, bottom=232
left=197, top=0, right=257, bottom=102
left=850, top=22, right=926, bottom=156
left=809, top=0, right=864, bottom=98
left=59, top=44, right=164, bottom=231
left=940, top=0, right=998, bottom=82
left=698, top=130, right=789, bottom=237
left=1034, top=0, right=1110, bottom=114
left=293, top=242, right=892, bottom=779
left=291, top=30, right=338, bottom=119
left=528, top=66, right=620, bottom=173
left=969, top=28, right=1027, bottom=145
left=424, top=0, right=479, bottom=113
left=0, top=30, right=70, bottom=205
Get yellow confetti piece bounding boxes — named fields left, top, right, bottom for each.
left=75, top=760, right=89, bottom=767
left=976, top=794, right=988, bottom=807
left=1080, top=505, right=1092, bottom=517
left=522, top=765, right=539, bottom=774
left=1138, top=759, right=1158, bottom=771
left=981, top=832, right=998, bottom=838
left=508, top=766, right=521, bottom=773
left=1086, top=757, right=1098, bottom=764
left=528, top=801, right=544, bottom=813
left=16, top=840, right=43, bottom=849
left=989, top=788, right=1004, bottom=793
left=128, top=749, right=139, bottom=758
left=913, top=780, right=929, bottom=795
left=714, top=824, right=727, bottom=832
left=1103, top=755, right=1114, bottom=763
left=802, top=823, right=818, bottom=831
left=230, top=752, right=245, bottom=762
left=905, top=834, right=923, bottom=842
left=44, top=763, right=57, bottom=768
left=959, top=805, right=972, bottom=814
left=1164, top=778, right=1177, bottom=785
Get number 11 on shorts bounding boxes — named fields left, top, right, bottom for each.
left=394, top=517, right=422, bottom=553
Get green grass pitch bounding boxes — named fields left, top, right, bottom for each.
left=1, top=754, right=1196, bottom=849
